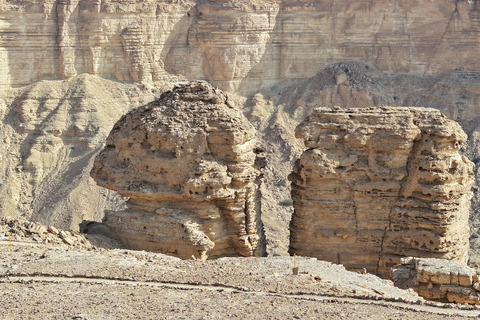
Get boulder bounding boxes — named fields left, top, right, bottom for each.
left=91, top=81, right=265, bottom=259
left=392, top=257, right=480, bottom=304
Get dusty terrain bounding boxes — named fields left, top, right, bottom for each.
left=1, top=0, right=480, bottom=317
left=1, top=238, right=480, bottom=319
left=0, top=218, right=479, bottom=319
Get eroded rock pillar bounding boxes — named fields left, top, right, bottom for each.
left=91, top=81, right=265, bottom=259
left=289, top=107, right=474, bottom=277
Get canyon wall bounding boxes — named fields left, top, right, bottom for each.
left=289, top=107, right=474, bottom=277
left=2, top=0, right=480, bottom=94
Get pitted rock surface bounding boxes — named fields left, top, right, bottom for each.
left=393, top=257, right=480, bottom=304
left=289, top=107, right=474, bottom=277
left=91, top=81, right=264, bottom=259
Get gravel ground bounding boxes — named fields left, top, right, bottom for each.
left=1, top=241, right=480, bottom=319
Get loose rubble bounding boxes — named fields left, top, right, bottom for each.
left=0, top=217, right=92, bottom=250
left=393, top=257, right=480, bottom=304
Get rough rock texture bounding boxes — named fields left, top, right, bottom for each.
left=289, top=107, right=474, bottom=277
left=91, top=81, right=264, bottom=259
left=393, top=257, right=480, bottom=304
left=245, top=60, right=480, bottom=257
left=2, top=0, right=480, bottom=94
left=1, top=0, right=480, bottom=260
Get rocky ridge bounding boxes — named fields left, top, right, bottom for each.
left=91, top=81, right=265, bottom=259
left=289, top=107, right=474, bottom=277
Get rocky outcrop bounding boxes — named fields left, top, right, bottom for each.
left=289, top=107, right=474, bottom=277
left=393, top=257, right=480, bottom=304
left=91, top=81, right=265, bottom=259
left=1, top=0, right=480, bottom=260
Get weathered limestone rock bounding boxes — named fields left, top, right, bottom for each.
left=392, top=257, right=480, bottom=304
left=2, top=0, right=480, bottom=259
left=289, top=107, right=474, bottom=277
left=91, top=81, right=265, bottom=259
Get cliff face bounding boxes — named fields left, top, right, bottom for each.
left=2, top=0, right=480, bottom=93
left=91, top=81, right=265, bottom=259
left=0, top=0, right=194, bottom=86
left=289, top=107, right=474, bottom=277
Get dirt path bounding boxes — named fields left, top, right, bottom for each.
left=2, top=274, right=480, bottom=318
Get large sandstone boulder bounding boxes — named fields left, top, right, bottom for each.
left=289, top=107, right=474, bottom=277
left=91, top=81, right=265, bottom=259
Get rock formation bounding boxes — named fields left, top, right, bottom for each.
left=393, top=257, right=480, bottom=304
left=91, top=81, right=265, bottom=259
left=289, top=107, right=474, bottom=277
left=1, top=0, right=480, bottom=261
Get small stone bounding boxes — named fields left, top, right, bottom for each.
left=47, top=226, right=59, bottom=235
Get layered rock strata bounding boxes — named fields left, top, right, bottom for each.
left=289, top=107, right=474, bottom=277
left=393, top=257, right=480, bottom=304
left=91, top=81, right=264, bottom=259
left=3, top=1, right=480, bottom=94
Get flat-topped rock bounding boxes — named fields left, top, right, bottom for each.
left=393, top=257, right=480, bottom=304
left=289, top=107, right=474, bottom=277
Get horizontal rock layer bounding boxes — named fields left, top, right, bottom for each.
left=1, top=0, right=480, bottom=259
left=1, top=0, right=480, bottom=94
left=393, top=257, right=480, bottom=304
left=289, top=107, right=474, bottom=277
left=91, top=81, right=265, bottom=259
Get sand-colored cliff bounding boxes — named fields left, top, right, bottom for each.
left=1, top=0, right=480, bottom=258
left=3, top=1, right=480, bottom=93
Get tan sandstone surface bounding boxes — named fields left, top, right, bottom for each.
left=2, top=0, right=480, bottom=94
left=0, top=1, right=480, bottom=317
left=91, top=81, right=264, bottom=259
left=289, top=107, right=474, bottom=277
left=393, top=257, right=480, bottom=304
left=1, top=0, right=480, bottom=274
